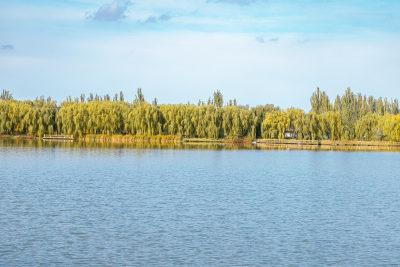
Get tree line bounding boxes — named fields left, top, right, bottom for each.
left=1, top=88, right=400, bottom=141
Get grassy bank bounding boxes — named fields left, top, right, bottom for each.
left=79, top=134, right=182, bottom=143
left=255, top=139, right=400, bottom=148
left=3, top=134, right=400, bottom=150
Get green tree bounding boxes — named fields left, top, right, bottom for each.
left=213, top=90, right=223, bottom=108
left=355, top=113, right=379, bottom=141
left=310, top=87, right=331, bottom=114
left=1, top=90, right=13, bottom=100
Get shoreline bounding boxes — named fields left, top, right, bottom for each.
left=0, top=134, right=252, bottom=144
left=2, top=134, right=400, bottom=151
left=254, top=139, right=400, bottom=148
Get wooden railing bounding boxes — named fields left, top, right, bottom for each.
left=43, top=135, right=74, bottom=140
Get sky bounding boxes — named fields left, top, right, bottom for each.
left=1, top=0, right=400, bottom=110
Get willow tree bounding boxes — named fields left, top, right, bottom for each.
left=355, top=113, right=379, bottom=141
left=379, top=114, right=400, bottom=142
left=286, top=108, right=305, bottom=139
left=319, top=111, right=341, bottom=140
left=262, top=111, right=289, bottom=139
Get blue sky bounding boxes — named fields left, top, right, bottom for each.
left=1, top=0, right=400, bottom=109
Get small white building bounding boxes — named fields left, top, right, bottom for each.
left=284, top=130, right=297, bottom=139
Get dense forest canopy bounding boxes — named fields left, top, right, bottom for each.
left=1, top=88, right=400, bottom=141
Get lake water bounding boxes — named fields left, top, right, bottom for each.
left=1, top=139, right=400, bottom=266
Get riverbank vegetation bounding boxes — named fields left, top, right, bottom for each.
left=1, top=88, right=400, bottom=141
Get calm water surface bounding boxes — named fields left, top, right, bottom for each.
left=1, top=140, right=400, bottom=266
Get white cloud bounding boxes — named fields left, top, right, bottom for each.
left=90, top=0, right=132, bottom=21
left=206, top=0, right=258, bottom=5
left=1, top=44, right=14, bottom=50
left=256, top=36, right=279, bottom=43
left=139, top=14, right=172, bottom=24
